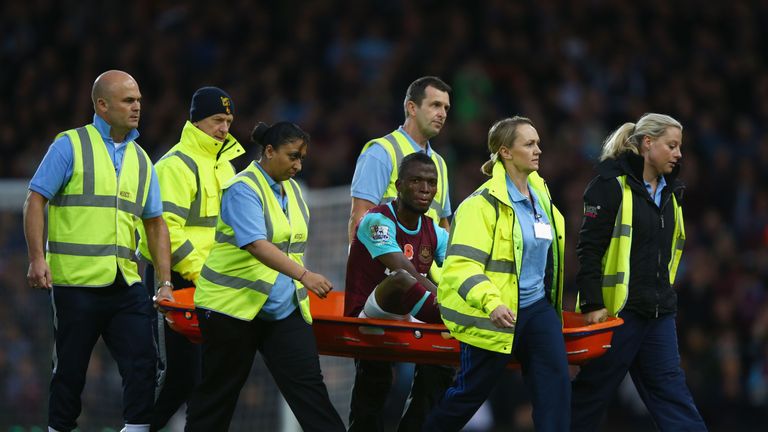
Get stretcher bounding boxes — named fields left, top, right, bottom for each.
left=159, top=288, right=623, bottom=366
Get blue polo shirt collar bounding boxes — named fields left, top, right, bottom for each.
left=93, top=114, right=140, bottom=144
left=506, top=174, right=530, bottom=203
left=398, top=126, right=432, bottom=156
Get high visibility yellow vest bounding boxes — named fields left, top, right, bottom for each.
left=438, top=161, right=565, bottom=354
left=595, top=175, right=686, bottom=316
left=360, top=129, right=449, bottom=223
left=47, top=125, right=152, bottom=287
left=194, top=162, right=312, bottom=323
left=137, top=121, right=244, bottom=282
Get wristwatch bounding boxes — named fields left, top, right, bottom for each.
left=156, top=280, right=174, bottom=290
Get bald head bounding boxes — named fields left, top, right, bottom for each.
left=91, top=70, right=137, bottom=108
left=91, top=70, right=142, bottom=141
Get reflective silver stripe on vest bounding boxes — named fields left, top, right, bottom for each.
left=486, top=259, right=515, bottom=274
left=171, top=240, right=195, bottom=266
left=478, top=188, right=495, bottom=208
left=241, top=171, right=274, bottom=241
left=601, top=272, right=627, bottom=288
left=439, top=304, right=515, bottom=334
left=79, top=127, right=95, bottom=195
left=118, top=199, right=143, bottom=218
left=166, top=151, right=217, bottom=227
left=612, top=224, right=631, bottom=238
left=51, top=127, right=110, bottom=208
left=215, top=231, right=239, bottom=247
left=200, top=265, right=272, bottom=294
left=163, top=201, right=190, bottom=219
left=296, top=287, right=308, bottom=301
left=383, top=133, right=406, bottom=173
left=447, top=244, right=489, bottom=263
left=458, top=274, right=490, bottom=299
left=132, top=142, right=148, bottom=214
left=434, top=154, right=447, bottom=214
left=273, top=241, right=308, bottom=254
left=675, top=237, right=685, bottom=251
left=48, top=241, right=134, bottom=260
left=287, top=180, right=309, bottom=226
left=52, top=195, right=116, bottom=207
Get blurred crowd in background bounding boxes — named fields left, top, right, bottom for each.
left=1, top=0, right=768, bottom=430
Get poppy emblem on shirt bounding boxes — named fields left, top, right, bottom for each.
left=418, top=245, right=433, bottom=264
left=403, top=243, right=414, bottom=260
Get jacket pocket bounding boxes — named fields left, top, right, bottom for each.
left=202, top=184, right=221, bottom=216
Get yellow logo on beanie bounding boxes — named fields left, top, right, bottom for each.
left=221, top=97, right=231, bottom=114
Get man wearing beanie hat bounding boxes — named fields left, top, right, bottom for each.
left=137, top=86, right=245, bottom=431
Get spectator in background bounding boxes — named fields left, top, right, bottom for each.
left=185, top=121, right=344, bottom=432
left=571, top=113, right=707, bottom=431
left=136, top=86, right=245, bottom=431
left=22, top=70, right=172, bottom=432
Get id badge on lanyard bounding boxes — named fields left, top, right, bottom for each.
left=531, top=193, right=552, bottom=240
left=534, top=221, right=552, bottom=240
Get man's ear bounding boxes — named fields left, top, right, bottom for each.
left=405, top=100, right=417, bottom=117
left=95, top=97, right=108, bottom=113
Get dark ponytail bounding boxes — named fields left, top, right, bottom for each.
left=250, top=122, right=270, bottom=155
left=250, top=121, right=310, bottom=157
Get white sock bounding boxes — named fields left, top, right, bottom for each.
left=121, top=424, right=150, bottom=432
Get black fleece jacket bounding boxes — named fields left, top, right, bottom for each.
left=576, top=152, right=685, bottom=318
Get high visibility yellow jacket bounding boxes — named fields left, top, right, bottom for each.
left=438, top=161, right=565, bottom=354
left=194, top=162, right=312, bottom=323
left=47, top=124, right=153, bottom=287
left=137, top=121, right=244, bottom=282
left=360, top=128, right=449, bottom=223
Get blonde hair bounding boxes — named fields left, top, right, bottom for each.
left=481, top=116, right=534, bottom=176
left=600, top=113, right=683, bottom=161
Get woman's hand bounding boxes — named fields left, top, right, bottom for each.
left=584, top=308, right=608, bottom=324
left=489, top=305, right=516, bottom=328
left=301, top=271, right=333, bottom=299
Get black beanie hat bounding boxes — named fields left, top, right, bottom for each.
left=189, top=86, right=234, bottom=122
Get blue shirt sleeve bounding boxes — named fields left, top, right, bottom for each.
left=350, top=143, right=392, bottom=204
left=29, top=136, right=74, bottom=200
left=433, top=221, right=449, bottom=266
left=221, top=182, right=267, bottom=247
left=142, top=167, right=163, bottom=218
left=356, top=212, right=400, bottom=259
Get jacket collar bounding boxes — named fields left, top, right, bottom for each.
left=597, top=151, right=681, bottom=186
left=179, top=121, right=245, bottom=162
left=486, top=160, right=548, bottom=208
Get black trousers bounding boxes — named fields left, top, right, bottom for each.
left=185, top=308, right=345, bottom=432
left=145, top=266, right=201, bottom=432
left=48, top=276, right=156, bottom=432
left=349, top=360, right=455, bottom=432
